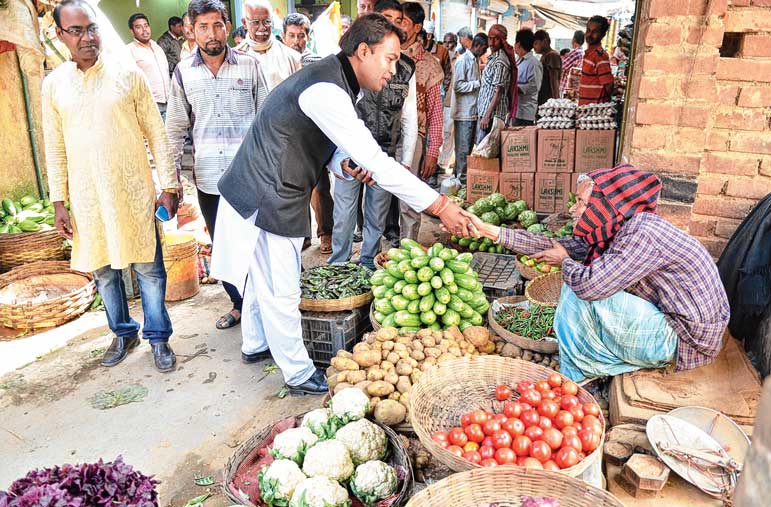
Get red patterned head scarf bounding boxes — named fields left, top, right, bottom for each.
left=573, top=164, right=662, bottom=264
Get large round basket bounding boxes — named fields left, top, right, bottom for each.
left=514, top=257, right=551, bottom=281
left=299, top=291, right=373, bottom=312
left=0, top=229, right=66, bottom=272
left=0, top=260, right=96, bottom=330
left=488, top=296, right=558, bottom=354
left=370, top=302, right=382, bottom=331
left=224, top=413, right=413, bottom=507
left=406, top=466, right=623, bottom=507
left=525, top=272, right=563, bottom=308
left=410, top=355, right=605, bottom=478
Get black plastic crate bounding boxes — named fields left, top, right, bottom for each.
left=301, top=305, right=372, bottom=367
left=471, top=252, right=525, bottom=301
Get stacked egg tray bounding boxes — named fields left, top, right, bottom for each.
left=536, top=98, right=576, bottom=129
left=576, top=102, right=617, bottom=130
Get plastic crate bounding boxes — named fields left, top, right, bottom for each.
left=471, top=252, right=525, bottom=301
left=301, top=305, right=371, bottom=367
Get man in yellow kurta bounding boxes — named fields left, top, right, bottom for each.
left=42, top=0, right=180, bottom=372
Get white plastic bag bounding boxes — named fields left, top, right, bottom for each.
left=471, top=117, right=505, bottom=158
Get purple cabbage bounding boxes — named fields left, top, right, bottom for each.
left=0, top=456, right=158, bottom=507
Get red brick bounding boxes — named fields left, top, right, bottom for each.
left=672, top=127, right=707, bottom=151
left=707, top=0, right=729, bottom=14
left=689, top=217, right=717, bottom=236
left=714, top=108, right=769, bottom=131
left=731, top=132, right=771, bottom=154
left=714, top=219, right=742, bottom=239
left=680, top=106, right=712, bottom=128
left=633, top=152, right=702, bottom=176
left=692, top=195, right=755, bottom=219
left=658, top=201, right=693, bottom=229
left=631, top=126, right=668, bottom=150
left=737, top=85, right=771, bottom=108
left=753, top=0, right=771, bottom=5
left=686, top=21, right=725, bottom=47
left=761, top=156, right=771, bottom=176
left=636, top=102, right=678, bottom=125
left=717, top=58, right=771, bottom=82
left=716, top=83, right=741, bottom=105
left=641, top=52, right=688, bottom=73
left=707, top=129, right=731, bottom=151
left=682, top=78, right=718, bottom=100
left=639, top=76, right=675, bottom=99
left=645, top=24, right=683, bottom=46
left=702, top=152, right=760, bottom=175
left=724, top=8, right=771, bottom=31
left=696, top=174, right=729, bottom=195
left=699, top=237, right=729, bottom=258
left=732, top=0, right=751, bottom=5
left=649, top=0, right=690, bottom=18
left=725, top=175, right=771, bottom=199
left=743, top=34, right=771, bottom=57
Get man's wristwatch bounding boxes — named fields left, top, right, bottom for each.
left=162, top=188, right=179, bottom=195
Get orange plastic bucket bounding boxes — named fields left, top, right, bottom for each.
left=162, top=232, right=200, bottom=301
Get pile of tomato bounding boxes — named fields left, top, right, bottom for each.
left=430, top=373, right=603, bottom=470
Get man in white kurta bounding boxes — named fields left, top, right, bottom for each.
left=43, top=0, right=179, bottom=372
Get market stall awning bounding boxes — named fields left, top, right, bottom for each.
left=531, top=4, right=588, bottom=30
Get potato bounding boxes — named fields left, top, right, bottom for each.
left=380, top=349, right=389, bottom=360
left=367, top=368, right=385, bottom=381
left=444, top=326, right=464, bottom=343
left=331, top=357, right=359, bottom=371
left=397, top=350, right=410, bottom=360
left=370, top=396, right=381, bottom=409
left=480, top=341, right=496, bottom=354
left=354, top=380, right=372, bottom=393
left=407, top=357, right=418, bottom=368
left=381, top=360, right=395, bottom=371
left=501, top=343, right=522, bottom=358
left=449, top=346, right=462, bottom=357
left=336, top=371, right=349, bottom=383
left=353, top=342, right=371, bottom=353
left=424, top=347, right=441, bottom=358
left=423, top=356, right=437, bottom=366
left=420, top=336, right=435, bottom=348
left=396, top=375, right=412, bottom=393
left=463, top=326, right=490, bottom=348
left=463, top=352, right=473, bottom=358
left=495, top=342, right=504, bottom=354
left=417, top=328, right=433, bottom=339
left=410, top=349, right=426, bottom=362
left=384, top=370, right=399, bottom=385
left=386, top=352, right=400, bottom=364
left=337, top=350, right=354, bottom=359
left=438, top=341, right=449, bottom=353
left=432, top=330, right=444, bottom=341
left=396, top=359, right=413, bottom=375
left=352, top=349, right=381, bottom=368
left=376, top=327, right=398, bottom=341
left=373, top=399, right=406, bottom=425
left=328, top=373, right=340, bottom=389
left=438, top=352, right=456, bottom=363
left=411, top=340, right=424, bottom=351
left=410, top=369, right=423, bottom=384
left=333, top=382, right=353, bottom=394
left=371, top=341, right=383, bottom=350
left=365, top=334, right=376, bottom=345
left=382, top=340, right=395, bottom=351
left=396, top=336, right=413, bottom=346
left=347, top=370, right=367, bottom=385
left=467, top=345, right=477, bottom=354
left=393, top=342, right=407, bottom=352
left=367, top=380, right=395, bottom=397
left=388, top=392, right=401, bottom=401
left=399, top=391, right=411, bottom=406
left=326, top=366, right=339, bottom=378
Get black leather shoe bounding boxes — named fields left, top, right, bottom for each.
left=287, top=368, right=328, bottom=395
left=100, top=336, right=139, bottom=367
left=151, top=342, right=176, bottom=372
left=241, top=349, right=271, bottom=363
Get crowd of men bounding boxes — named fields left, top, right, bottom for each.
left=44, top=0, right=617, bottom=393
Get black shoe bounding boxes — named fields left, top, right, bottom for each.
left=241, top=349, right=271, bottom=363
left=287, top=368, right=328, bottom=395
left=100, top=336, right=139, bottom=367
left=352, top=231, right=363, bottom=243
left=151, top=342, right=176, bottom=372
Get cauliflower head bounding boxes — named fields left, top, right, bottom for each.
left=334, top=419, right=387, bottom=465
left=330, top=387, right=370, bottom=423
left=289, top=476, right=351, bottom=507
left=302, top=439, right=354, bottom=482
left=301, top=408, right=340, bottom=440
left=350, top=461, right=398, bottom=506
left=258, top=459, right=307, bottom=506
left=270, top=427, right=319, bottom=464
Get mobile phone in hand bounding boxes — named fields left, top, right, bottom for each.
left=155, top=205, right=170, bottom=222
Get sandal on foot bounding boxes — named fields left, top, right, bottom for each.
left=216, top=312, right=241, bottom=329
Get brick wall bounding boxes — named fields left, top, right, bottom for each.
left=623, top=0, right=771, bottom=257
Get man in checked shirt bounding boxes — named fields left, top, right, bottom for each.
left=469, top=165, right=730, bottom=382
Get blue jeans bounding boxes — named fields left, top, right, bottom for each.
left=330, top=177, right=392, bottom=269
left=454, top=120, right=476, bottom=183
left=92, top=230, right=173, bottom=344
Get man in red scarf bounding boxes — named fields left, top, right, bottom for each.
left=469, top=165, right=729, bottom=381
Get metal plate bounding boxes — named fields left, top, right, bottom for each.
left=668, top=406, right=751, bottom=465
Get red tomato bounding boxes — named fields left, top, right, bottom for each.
left=574, top=422, right=583, bottom=432
left=512, top=435, right=532, bottom=457
left=495, top=447, right=516, bottom=465
left=561, top=426, right=578, bottom=437
left=547, top=373, right=563, bottom=388
left=521, top=457, right=544, bottom=469
left=538, top=399, right=560, bottom=419
left=554, top=410, right=575, bottom=429
left=516, top=456, right=527, bottom=466
left=494, top=413, right=508, bottom=424
left=463, top=450, right=482, bottom=464
left=431, top=431, right=449, bottom=448
left=579, top=428, right=602, bottom=452
left=492, top=429, right=513, bottom=449
left=483, top=419, right=501, bottom=436
left=552, top=387, right=563, bottom=397
left=503, top=418, right=525, bottom=437
left=463, top=441, right=479, bottom=452
left=562, top=381, right=579, bottom=396
left=479, top=445, right=496, bottom=460
left=470, top=409, right=489, bottom=425
left=555, top=446, right=580, bottom=469
left=583, top=402, right=600, bottom=417
left=521, top=409, right=541, bottom=428
left=582, top=415, right=603, bottom=435
left=578, top=452, right=587, bottom=461
left=482, top=436, right=494, bottom=449
left=542, top=390, right=557, bottom=400
left=516, top=380, right=535, bottom=395
left=460, top=412, right=473, bottom=427
left=447, top=445, right=463, bottom=457
left=569, top=405, right=585, bottom=423
left=481, top=458, right=498, bottom=467
left=530, top=440, right=552, bottom=463
left=562, top=434, right=583, bottom=453
left=503, top=401, right=523, bottom=418
left=449, top=427, right=468, bottom=447
left=560, top=395, right=580, bottom=410
left=521, top=389, right=542, bottom=407
left=543, top=459, right=560, bottom=471
left=538, top=416, right=553, bottom=430
left=535, top=380, right=551, bottom=394
left=524, top=426, right=544, bottom=441
left=543, top=428, right=564, bottom=450
left=495, top=384, right=513, bottom=401
left=464, top=423, right=485, bottom=443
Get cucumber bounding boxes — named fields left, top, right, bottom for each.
left=430, top=275, right=443, bottom=290
left=391, top=295, right=410, bottom=311
left=441, top=309, right=461, bottom=327
left=417, top=282, right=432, bottom=297
left=419, top=293, right=436, bottom=313
left=400, top=238, right=420, bottom=250
left=438, top=248, right=454, bottom=261
left=406, top=300, right=421, bottom=314
left=417, top=266, right=433, bottom=282
left=445, top=282, right=459, bottom=294
left=23, top=203, right=44, bottom=212
left=372, top=285, right=388, bottom=299
left=2, top=198, right=16, bottom=216
left=455, top=274, right=479, bottom=291
left=429, top=322, right=442, bottom=331
left=399, top=326, right=421, bottom=335
left=456, top=252, right=474, bottom=263
left=410, top=256, right=430, bottom=269
left=374, top=298, right=396, bottom=315
left=410, top=246, right=427, bottom=259
left=459, top=320, right=473, bottom=332
left=457, top=288, right=474, bottom=303
left=401, top=284, right=420, bottom=301
left=473, top=300, right=490, bottom=315
left=430, top=243, right=444, bottom=257
left=434, top=287, right=451, bottom=304
left=432, top=301, right=447, bottom=315
left=370, top=271, right=387, bottom=286
left=397, top=260, right=412, bottom=274
left=0, top=224, right=8, bottom=234
left=440, top=268, right=455, bottom=285
left=446, top=260, right=470, bottom=274
left=18, top=220, right=41, bottom=232
left=458, top=237, right=472, bottom=247
left=420, top=310, right=437, bottom=326
left=382, top=274, right=397, bottom=288
left=458, top=303, right=475, bottom=319
left=383, top=289, right=396, bottom=300
left=386, top=261, right=403, bottom=280
left=20, top=195, right=37, bottom=207
left=469, top=311, right=484, bottom=326
left=403, top=270, right=418, bottom=284
left=382, top=314, right=397, bottom=328
left=393, top=280, right=407, bottom=294
left=448, top=295, right=465, bottom=313
left=8, top=225, right=21, bottom=234
left=429, top=257, right=445, bottom=272
left=387, top=248, right=408, bottom=262
left=373, top=311, right=385, bottom=324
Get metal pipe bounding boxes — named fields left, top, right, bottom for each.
left=16, top=49, right=47, bottom=200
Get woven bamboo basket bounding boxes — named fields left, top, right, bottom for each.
left=223, top=413, right=413, bottom=507
left=525, top=272, right=563, bottom=308
left=370, top=302, right=382, bottom=331
left=299, top=291, right=373, bottom=312
left=406, top=466, right=623, bottom=507
left=0, top=260, right=95, bottom=330
left=488, top=296, right=558, bottom=354
left=0, top=229, right=66, bottom=272
left=514, top=257, right=553, bottom=281
left=410, top=355, right=605, bottom=478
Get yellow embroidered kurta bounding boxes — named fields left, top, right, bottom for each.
left=42, top=56, right=177, bottom=273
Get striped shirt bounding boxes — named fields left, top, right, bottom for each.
left=477, top=49, right=511, bottom=123
left=165, top=46, right=268, bottom=194
left=499, top=212, right=730, bottom=372
left=559, top=46, right=583, bottom=95
left=578, top=44, right=613, bottom=105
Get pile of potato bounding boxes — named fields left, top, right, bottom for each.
left=326, top=326, right=499, bottom=426
left=496, top=341, right=560, bottom=370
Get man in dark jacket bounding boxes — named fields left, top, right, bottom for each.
left=157, top=16, right=184, bottom=75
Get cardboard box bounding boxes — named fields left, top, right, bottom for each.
left=499, top=172, right=535, bottom=208
left=534, top=173, right=572, bottom=213
left=501, top=127, right=538, bottom=173
left=575, top=129, right=616, bottom=173
left=537, top=129, right=576, bottom=173
left=467, top=156, right=500, bottom=172
left=467, top=170, right=500, bottom=203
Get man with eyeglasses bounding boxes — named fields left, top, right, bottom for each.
left=126, top=13, right=170, bottom=119
left=235, top=0, right=301, bottom=91
left=42, top=0, right=180, bottom=372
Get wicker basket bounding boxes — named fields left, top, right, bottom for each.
left=0, top=229, right=66, bottom=272
left=224, top=413, right=413, bottom=507
left=370, top=302, right=382, bottom=331
left=406, top=466, right=623, bottom=507
left=0, top=260, right=95, bottom=330
left=525, top=272, right=563, bottom=308
left=488, top=296, right=558, bottom=354
left=514, top=257, right=550, bottom=281
left=299, top=291, right=373, bottom=312
left=410, top=355, right=605, bottom=478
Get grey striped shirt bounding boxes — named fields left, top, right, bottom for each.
left=477, top=49, right=511, bottom=122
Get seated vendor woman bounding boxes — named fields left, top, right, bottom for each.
left=469, top=164, right=730, bottom=382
